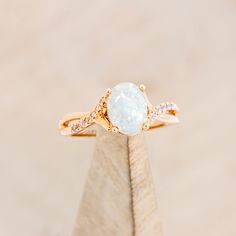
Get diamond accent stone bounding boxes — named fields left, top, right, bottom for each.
left=147, top=102, right=179, bottom=124
left=90, top=111, right=97, bottom=119
left=107, top=82, right=148, bottom=135
left=70, top=122, right=81, bottom=134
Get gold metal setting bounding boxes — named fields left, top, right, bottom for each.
left=59, top=84, right=179, bottom=137
left=111, top=127, right=119, bottom=133
left=143, top=122, right=150, bottom=131
left=139, top=84, right=146, bottom=91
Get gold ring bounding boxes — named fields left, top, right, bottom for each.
left=59, top=82, right=179, bottom=137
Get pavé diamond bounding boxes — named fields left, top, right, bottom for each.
left=107, top=82, right=148, bottom=135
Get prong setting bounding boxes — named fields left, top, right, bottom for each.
left=111, top=126, right=119, bottom=133
left=139, top=84, right=146, bottom=92
left=106, top=88, right=112, bottom=96
left=143, top=122, right=150, bottom=131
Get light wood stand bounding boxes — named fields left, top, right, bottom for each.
left=72, top=126, right=162, bottom=236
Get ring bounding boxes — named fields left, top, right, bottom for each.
left=59, top=82, right=179, bottom=137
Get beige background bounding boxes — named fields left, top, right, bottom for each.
left=0, top=0, right=236, bottom=235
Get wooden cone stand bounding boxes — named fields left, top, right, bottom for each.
left=72, top=126, right=162, bottom=236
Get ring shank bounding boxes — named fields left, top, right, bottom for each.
left=59, top=111, right=178, bottom=137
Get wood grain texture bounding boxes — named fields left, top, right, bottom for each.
left=72, top=126, right=161, bottom=236
left=1, top=1, right=236, bottom=235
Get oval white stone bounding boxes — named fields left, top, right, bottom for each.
left=107, top=82, right=148, bottom=136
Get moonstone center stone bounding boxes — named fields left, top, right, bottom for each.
left=107, top=82, right=148, bottom=135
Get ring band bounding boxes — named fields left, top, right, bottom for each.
left=59, top=82, right=179, bottom=137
